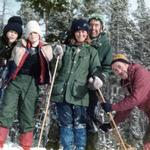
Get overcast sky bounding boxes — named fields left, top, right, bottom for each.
left=129, top=0, right=150, bottom=11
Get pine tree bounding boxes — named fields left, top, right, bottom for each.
left=133, top=0, right=150, bottom=67
left=109, top=0, right=135, bottom=56
left=18, top=1, right=40, bottom=24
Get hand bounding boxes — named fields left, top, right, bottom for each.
left=88, top=76, right=103, bottom=90
left=99, top=123, right=111, bottom=132
left=101, top=102, right=112, bottom=113
left=54, top=45, right=64, bottom=59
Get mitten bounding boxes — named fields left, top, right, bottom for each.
left=54, top=45, right=64, bottom=59
left=88, top=76, right=103, bottom=90
left=101, top=102, right=112, bottom=113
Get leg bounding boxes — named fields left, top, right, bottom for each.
left=73, top=106, right=87, bottom=150
left=56, top=102, right=74, bottom=150
left=18, top=76, right=38, bottom=149
left=86, top=91, right=99, bottom=150
left=45, top=103, right=60, bottom=150
left=0, top=81, right=20, bottom=147
left=86, top=132, right=98, bottom=150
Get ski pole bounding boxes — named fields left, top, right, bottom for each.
left=96, top=88, right=127, bottom=150
left=37, top=56, right=60, bottom=149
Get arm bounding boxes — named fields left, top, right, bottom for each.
left=89, top=47, right=101, bottom=77
left=114, top=109, right=133, bottom=124
left=112, top=67, right=150, bottom=111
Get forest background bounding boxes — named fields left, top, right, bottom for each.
left=0, top=0, right=150, bottom=149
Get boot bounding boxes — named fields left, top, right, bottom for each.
left=0, top=126, right=9, bottom=148
left=144, top=143, right=150, bottom=150
left=86, top=131, right=98, bottom=150
left=19, top=131, right=33, bottom=150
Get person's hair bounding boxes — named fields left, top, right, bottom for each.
left=89, top=18, right=104, bottom=30
left=1, top=35, right=17, bottom=46
left=68, top=33, right=91, bottom=45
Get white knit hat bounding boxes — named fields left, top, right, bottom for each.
left=25, top=20, right=42, bottom=39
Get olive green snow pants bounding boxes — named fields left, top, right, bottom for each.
left=0, top=74, right=39, bottom=133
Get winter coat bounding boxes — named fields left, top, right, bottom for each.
left=52, top=44, right=101, bottom=107
left=8, top=39, right=53, bottom=84
left=0, top=36, right=16, bottom=66
left=112, top=63, right=150, bottom=124
left=91, top=32, right=112, bottom=81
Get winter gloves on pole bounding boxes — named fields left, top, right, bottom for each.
left=54, top=45, right=64, bottom=59
left=88, top=76, right=103, bottom=90
left=101, top=102, right=112, bottom=113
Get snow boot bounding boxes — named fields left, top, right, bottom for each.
left=0, top=126, right=9, bottom=148
left=86, top=131, right=98, bottom=150
left=144, top=143, right=150, bottom=150
left=19, top=131, right=33, bottom=150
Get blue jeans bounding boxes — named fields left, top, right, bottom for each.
left=56, top=102, right=87, bottom=150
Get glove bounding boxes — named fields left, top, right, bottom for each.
left=101, top=102, right=112, bottom=113
left=54, top=45, right=64, bottom=59
left=99, top=123, right=111, bottom=132
left=88, top=76, right=103, bottom=90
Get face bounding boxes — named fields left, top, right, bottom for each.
left=6, top=30, right=18, bottom=44
left=74, top=30, right=88, bottom=43
left=112, top=62, right=129, bottom=79
left=28, top=32, right=40, bottom=46
left=89, top=19, right=103, bottom=38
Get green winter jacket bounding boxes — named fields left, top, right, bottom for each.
left=91, top=32, right=112, bottom=81
left=52, top=44, right=101, bottom=106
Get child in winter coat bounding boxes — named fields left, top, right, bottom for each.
left=0, top=16, right=23, bottom=101
left=0, top=20, right=53, bottom=150
left=51, top=18, right=103, bottom=150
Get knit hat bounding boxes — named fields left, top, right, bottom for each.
left=71, top=18, right=90, bottom=33
left=111, top=51, right=130, bottom=65
left=25, top=20, right=42, bottom=39
left=3, top=16, right=23, bottom=39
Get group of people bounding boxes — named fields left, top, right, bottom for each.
left=0, top=14, right=150, bottom=150
left=0, top=16, right=53, bottom=150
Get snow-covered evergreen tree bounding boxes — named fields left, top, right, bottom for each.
left=132, top=0, right=150, bottom=68
left=109, top=0, right=135, bottom=56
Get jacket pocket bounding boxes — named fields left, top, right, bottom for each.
left=52, top=81, right=65, bottom=96
left=72, top=80, right=88, bottom=99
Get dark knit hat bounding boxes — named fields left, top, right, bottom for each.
left=111, top=51, right=130, bottom=65
left=3, top=16, right=23, bottom=39
left=71, top=18, right=90, bottom=33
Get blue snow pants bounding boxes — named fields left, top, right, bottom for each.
left=56, top=102, right=87, bottom=150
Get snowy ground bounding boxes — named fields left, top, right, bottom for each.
left=2, top=141, right=46, bottom=150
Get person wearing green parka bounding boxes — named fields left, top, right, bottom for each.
left=86, top=14, right=113, bottom=150
left=51, top=18, right=103, bottom=150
